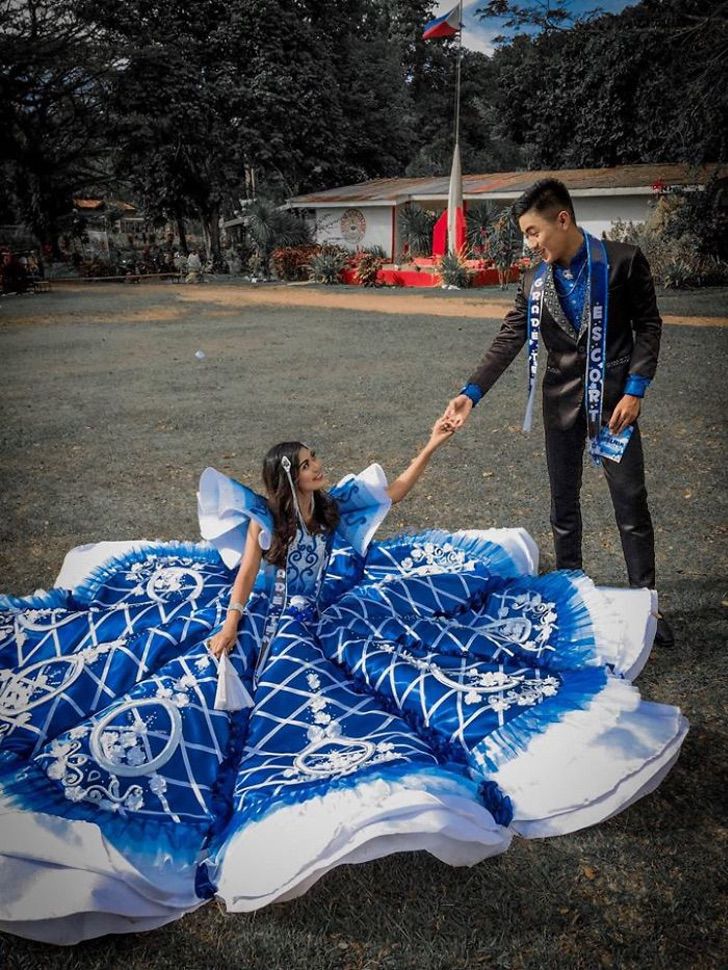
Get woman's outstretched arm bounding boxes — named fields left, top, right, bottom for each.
left=208, top=520, right=264, bottom=658
left=387, top=418, right=454, bottom=505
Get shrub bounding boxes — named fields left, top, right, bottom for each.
left=271, top=245, right=319, bottom=281
left=610, top=175, right=728, bottom=288
left=662, top=172, right=728, bottom=261
left=662, top=258, right=695, bottom=289
left=308, top=246, right=349, bottom=284
left=698, top=256, right=728, bottom=287
left=609, top=218, right=643, bottom=247
left=78, top=257, right=113, bottom=278
left=663, top=254, right=728, bottom=289
left=439, top=251, right=470, bottom=288
left=609, top=220, right=693, bottom=285
left=351, top=250, right=384, bottom=286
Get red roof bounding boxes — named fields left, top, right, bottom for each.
left=288, top=163, right=726, bottom=206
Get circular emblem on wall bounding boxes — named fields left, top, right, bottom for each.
left=340, top=208, right=366, bottom=244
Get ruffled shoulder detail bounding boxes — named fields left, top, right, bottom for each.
left=197, top=467, right=274, bottom=569
left=329, top=463, right=392, bottom=556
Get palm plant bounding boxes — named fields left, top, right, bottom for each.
left=398, top=204, right=437, bottom=257
left=489, top=212, right=521, bottom=287
left=244, top=199, right=312, bottom=277
left=466, top=200, right=502, bottom=258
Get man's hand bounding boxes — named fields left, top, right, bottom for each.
left=444, top=394, right=474, bottom=430
left=609, top=394, right=641, bottom=434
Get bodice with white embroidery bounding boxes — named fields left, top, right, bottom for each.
left=284, top=527, right=331, bottom=601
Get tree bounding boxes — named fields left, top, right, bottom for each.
left=76, top=0, right=251, bottom=266
left=485, top=0, right=728, bottom=167
left=80, top=0, right=368, bottom=264
left=404, top=46, right=523, bottom=176
left=477, top=0, right=603, bottom=40
left=0, top=0, right=114, bottom=254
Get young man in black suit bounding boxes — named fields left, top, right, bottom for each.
left=445, top=178, right=674, bottom=646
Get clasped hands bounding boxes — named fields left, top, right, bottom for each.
left=428, top=394, right=472, bottom=447
left=438, top=391, right=640, bottom=437
left=425, top=394, right=475, bottom=448
left=443, top=393, right=474, bottom=431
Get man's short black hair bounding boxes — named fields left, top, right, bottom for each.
left=511, top=178, right=576, bottom=224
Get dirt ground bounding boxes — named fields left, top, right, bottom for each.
left=6, top=279, right=727, bottom=329
left=0, top=281, right=726, bottom=969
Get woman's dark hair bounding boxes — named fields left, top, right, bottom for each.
left=511, top=178, right=576, bottom=225
left=262, top=441, right=340, bottom=568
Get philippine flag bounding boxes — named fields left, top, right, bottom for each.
left=422, top=4, right=461, bottom=40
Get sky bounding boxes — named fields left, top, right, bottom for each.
left=433, top=1, right=642, bottom=56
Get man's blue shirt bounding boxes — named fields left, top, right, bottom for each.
left=461, top=238, right=651, bottom=405
left=553, top=239, right=589, bottom=334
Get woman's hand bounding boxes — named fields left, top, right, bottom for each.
left=427, top=416, right=456, bottom=450
left=208, top=622, right=238, bottom=659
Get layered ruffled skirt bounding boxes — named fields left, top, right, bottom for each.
left=0, top=529, right=687, bottom=943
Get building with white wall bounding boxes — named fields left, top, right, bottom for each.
left=287, top=163, right=725, bottom=260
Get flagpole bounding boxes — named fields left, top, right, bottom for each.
left=447, top=1, right=464, bottom=256
left=454, top=0, right=463, bottom=149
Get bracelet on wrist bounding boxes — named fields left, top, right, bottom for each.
left=227, top=601, right=246, bottom=616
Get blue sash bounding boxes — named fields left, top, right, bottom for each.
left=522, top=261, right=548, bottom=433
left=584, top=234, right=609, bottom=456
left=252, top=533, right=334, bottom=687
left=523, top=234, right=610, bottom=458
left=253, top=566, right=287, bottom=688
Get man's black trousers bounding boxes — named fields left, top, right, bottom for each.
left=544, top=411, right=656, bottom=588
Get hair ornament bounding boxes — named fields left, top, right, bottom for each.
left=280, top=454, right=303, bottom=523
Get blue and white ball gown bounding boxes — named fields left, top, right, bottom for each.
left=0, top=465, right=688, bottom=944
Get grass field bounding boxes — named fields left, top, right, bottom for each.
left=0, top=282, right=726, bottom=970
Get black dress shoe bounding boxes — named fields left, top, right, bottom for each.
left=654, top=614, right=675, bottom=648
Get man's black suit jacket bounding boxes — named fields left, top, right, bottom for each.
left=466, top=240, right=663, bottom=430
